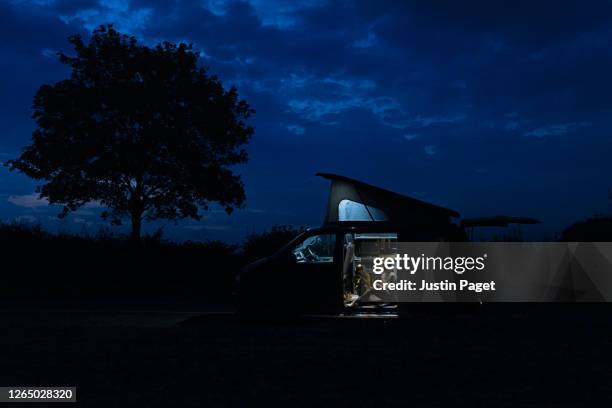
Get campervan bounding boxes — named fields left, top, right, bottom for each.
left=236, top=173, right=465, bottom=316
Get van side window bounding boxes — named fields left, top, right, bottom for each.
left=292, top=234, right=335, bottom=263
left=338, top=199, right=388, bottom=221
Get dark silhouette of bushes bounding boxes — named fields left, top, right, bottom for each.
left=0, top=222, right=305, bottom=302
left=241, top=225, right=305, bottom=264
left=559, top=216, right=612, bottom=241
left=0, top=222, right=240, bottom=302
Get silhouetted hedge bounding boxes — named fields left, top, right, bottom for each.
left=0, top=222, right=306, bottom=302
left=559, top=216, right=612, bottom=241
left=241, top=225, right=306, bottom=264
left=0, top=222, right=240, bottom=302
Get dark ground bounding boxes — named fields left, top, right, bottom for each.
left=1, top=303, right=611, bottom=407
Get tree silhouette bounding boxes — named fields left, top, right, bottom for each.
left=7, top=25, right=254, bottom=240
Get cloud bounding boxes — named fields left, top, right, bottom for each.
left=243, top=208, right=266, bottom=214
left=424, top=145, right=437, bottom=156
left=6, top=193, right=105, bottom=209
left=7, top=193, right=48, bottom=208
left=72, top=216, right=92, bottom=225
left=286, top=124, right=305, bottom=135
left=13, top=215, right=38, bottom=224
left=353, top=31, right=377, bottom=48
left=83, top=201, right=105, bottom=208
left=382, top=113, right=466, bottom=129
left=41, top=47, right=57, bottom=58
left=55, top=0, right=153, bottom=33
left=247, top=0, right=328, bottom=28
left=524, top=122, right=592, bottom=138
left=287, top=94, right=463, bottom=130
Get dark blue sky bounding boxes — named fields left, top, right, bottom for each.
left=1, top=0, right=612, bottom=242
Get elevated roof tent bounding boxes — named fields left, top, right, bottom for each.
left=316, top=173, right=460, bottom=228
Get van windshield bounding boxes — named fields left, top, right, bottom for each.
left=292, top=234, right=335, bottom=263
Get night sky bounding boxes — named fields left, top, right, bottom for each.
left=1, top=0, right=612, bottom=242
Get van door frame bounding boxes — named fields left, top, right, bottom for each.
left=288, top=229, right=344, bottom=314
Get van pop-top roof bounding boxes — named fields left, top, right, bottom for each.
left=316, top=173, right=460, bottom=227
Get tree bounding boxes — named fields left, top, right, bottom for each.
left=7, top=25, right=254, bottom=240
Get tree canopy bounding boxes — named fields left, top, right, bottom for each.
left=7, top=25, right=254, bottom=240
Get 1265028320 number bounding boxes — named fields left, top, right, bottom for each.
left=0, top=387, right=76, bottom=402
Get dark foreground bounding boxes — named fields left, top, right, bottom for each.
left=1, top=304, right=611, bottom=407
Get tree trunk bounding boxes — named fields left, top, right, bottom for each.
left=130, top=177, right=144, bottom=242
left=131, top=212, right=142, bottom=241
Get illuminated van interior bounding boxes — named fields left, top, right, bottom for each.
left=343, top=232, right=398, bottom=310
